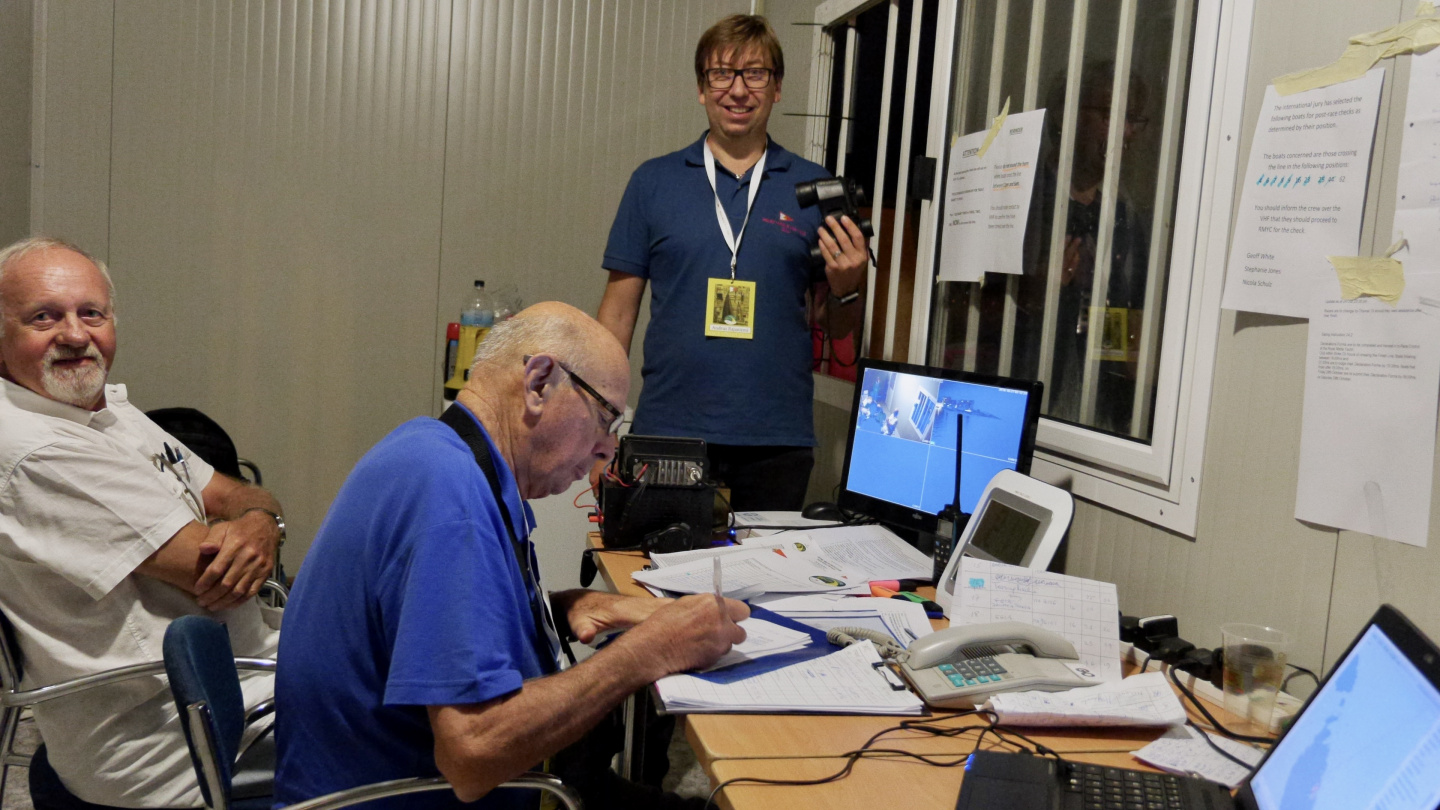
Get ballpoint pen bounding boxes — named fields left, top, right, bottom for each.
left=713, top=556, right=722, bottom=599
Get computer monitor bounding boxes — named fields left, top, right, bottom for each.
left=838, top=358, right=1043, bottom=535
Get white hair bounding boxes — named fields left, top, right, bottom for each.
left=0, top=236, right=116, bottom=336
left=468, top=309, right=603, bottom=383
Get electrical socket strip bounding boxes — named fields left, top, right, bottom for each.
left=1120, top=641, right=1302, bottom=734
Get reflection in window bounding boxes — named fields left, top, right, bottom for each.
left=930, top=0, right=1196, bottom=443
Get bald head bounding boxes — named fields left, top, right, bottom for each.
left=467, top=301, right=627, bottom=392
left=459, top=301, right=630, bottom=500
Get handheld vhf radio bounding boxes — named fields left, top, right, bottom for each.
left=794, top=177, right=875, bottom=267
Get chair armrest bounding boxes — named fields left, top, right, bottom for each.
left=244, top=699, right=275, bottom=725
left=0, top=661, right=169, bottom=707
left=280, top=773, right=581, bottom=810
left=2, top=657, right=275, bottom=709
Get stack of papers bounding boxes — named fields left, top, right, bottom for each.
left=704, top=617, right=813, bottom=671
left=655, top=641, right=925, bottom=715
left=983, top=672, right=1186, bottom=727
left=754, top=594, right=934, bottom=646
left=635, top=525, right=931, bottom=600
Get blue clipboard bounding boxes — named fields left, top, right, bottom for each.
left=687, top=605, right=837, bottom=685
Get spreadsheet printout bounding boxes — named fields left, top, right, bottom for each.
left=953, top=558, right=1122, bottom=682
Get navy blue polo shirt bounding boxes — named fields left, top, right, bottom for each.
left=603, top=134, right=831, bottom=447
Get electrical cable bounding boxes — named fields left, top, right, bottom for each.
left=1183, top=718, right=1260, bottom=773
left=1281, top=663, right=1318, bottom=694
left=1167, top=666, right=1273, bottom=744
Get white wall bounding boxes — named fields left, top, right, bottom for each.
left=28, top=0, right=745, bottom=592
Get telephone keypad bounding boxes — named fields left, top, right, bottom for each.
left=935, top=656, right=1010, bottom=688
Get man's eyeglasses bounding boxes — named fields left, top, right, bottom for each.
left=524, top=355, right=624, bottom=435
left=704, top=67, right=775, bottom=90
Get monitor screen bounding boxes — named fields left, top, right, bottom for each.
left=1248, top=620, right=1440, bottom=810
left=838, top=359, right=1042, bottom=534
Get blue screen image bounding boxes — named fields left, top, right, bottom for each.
left=846, top=368, right=1032, bottom=515
left=1249, top=625, right=1440, bottom=810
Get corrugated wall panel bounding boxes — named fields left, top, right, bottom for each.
left=99, top=0, right=453, bottom=565
left=437, top=0, right=745, bottom=584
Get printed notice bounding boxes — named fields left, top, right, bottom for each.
left=1222, top=70, right=1383, bottom=318
left=938, top=109, right=1046, bottom=282
left=1395, top=47, right=1440, bottom=287
left=1294, top=274, right=1440, bottom=546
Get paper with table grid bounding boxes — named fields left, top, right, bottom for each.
left=654, top=640, right=924, bottom=715
left=952, top=558, right=1123, bottom=682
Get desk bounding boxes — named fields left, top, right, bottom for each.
left=586, top=535, right=1265, bottom=809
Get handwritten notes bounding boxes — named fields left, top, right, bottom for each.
left=984, top=672, right=1185, bottom=727
left=1134, top=725, right=1265, bottom=788
left=953, top=558, right=1122, bottom=682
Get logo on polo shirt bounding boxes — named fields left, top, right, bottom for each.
left=764, top=211, right=809, bottom=237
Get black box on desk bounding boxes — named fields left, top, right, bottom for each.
left=599, top=435, right=713, bottom=549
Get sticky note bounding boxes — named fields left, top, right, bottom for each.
left=1330, top=255, right=1406, bottom=303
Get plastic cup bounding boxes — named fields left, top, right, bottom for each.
left=1221, top=623, right=1290, bottom=728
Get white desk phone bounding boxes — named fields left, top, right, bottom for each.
left=831, top=620, right=1101, bottom=709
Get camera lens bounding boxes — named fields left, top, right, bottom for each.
left=795, top=181, right=819, bottom=208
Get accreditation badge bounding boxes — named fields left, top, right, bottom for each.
left=704, top=278, right=757, bottom=339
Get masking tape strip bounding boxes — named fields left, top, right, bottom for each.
left=1420, top=1, right=1437, bottom=18
left=1273, top=17, right=1440, bottom=96
left=975, top=97, right=1011, bottom=159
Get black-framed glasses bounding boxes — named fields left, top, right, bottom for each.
left=524, top=354, right=624, bottom=434
left=704, top=67, right=774, bottom=90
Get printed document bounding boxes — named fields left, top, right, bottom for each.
left=938, top=109, right=1046, bottom=282
left=1222, top=70, right=1383, bottom=317
left=703, top=617, right=813, bottom=672
left=983, top=672, right=1185, bottom=727
left=1294, top=274, right=1440, bottom=546
left=655, top=640, right=924, bottom=715
left=952, top=558, right=1122, bottom=682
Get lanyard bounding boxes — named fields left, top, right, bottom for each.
left=439, top=406, right=569, bottom=672
left=703, top=139, right=767, bottom=282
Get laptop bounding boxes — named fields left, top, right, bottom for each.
left=954, top=603, right=1440, bottom=809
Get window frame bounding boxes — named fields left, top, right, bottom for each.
left=806, top=0, right=1257, bottom=536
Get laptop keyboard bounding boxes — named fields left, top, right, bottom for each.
left=1062, top=762, right=1189, bottom=809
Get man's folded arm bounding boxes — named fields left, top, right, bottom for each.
left=427, top=594, right=748, bottom=802
left=135, top=473, right=284, bottom=610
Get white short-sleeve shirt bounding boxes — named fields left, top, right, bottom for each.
left=0, top=379, right=279, bottom=808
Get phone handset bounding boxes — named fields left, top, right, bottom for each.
left=897, top=621, right=1098, bottom=709
left=905, top=621, right=1078, bottom=669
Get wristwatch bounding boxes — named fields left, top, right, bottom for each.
left=830, top=287, right=862, bottom=306
left=242, top=507, right=286, bottom=547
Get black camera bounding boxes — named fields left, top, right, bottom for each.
left=794, top=177, right=875, bottom=267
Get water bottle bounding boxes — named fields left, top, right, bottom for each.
left=461, top=280, right=495, bottom=327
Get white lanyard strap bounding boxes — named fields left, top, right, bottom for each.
left=703, top=139, right=767, bottom=282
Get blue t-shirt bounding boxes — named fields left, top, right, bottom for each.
left=274, top=412, right=552, bottom=810
left=603, top=134, right=831, bottom=447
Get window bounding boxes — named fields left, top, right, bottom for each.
left=805, top=0, right=1256, bottom=534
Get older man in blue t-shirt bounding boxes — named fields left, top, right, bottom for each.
left=275, top=303, right=749, bottom=810
left=596, top=14, right=869, bottom=511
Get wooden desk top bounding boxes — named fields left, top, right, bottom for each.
left=705, top=739, right=1167, bottom=810
left=585, top=532, right=1267, bottom=782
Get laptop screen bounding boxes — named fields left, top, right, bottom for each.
left=1248, top=623, right=1440, bottom=810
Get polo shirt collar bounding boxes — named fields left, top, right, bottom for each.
left=0, top=377, right=122, bottom=429
left=684, top=132, right=796, bottom=173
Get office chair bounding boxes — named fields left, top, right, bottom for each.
left=0, top=610, right=170, bottom=810
left=162, top=616, right=583, bottom=810
left=145, top=407, right=262, bottom=485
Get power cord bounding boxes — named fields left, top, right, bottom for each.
left=1166, top=664, right=1273, bottom=745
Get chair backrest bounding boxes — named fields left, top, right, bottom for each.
left=0, top=610, right=22, bottom=693
left=145, top=408, right=246, bottom=481
left=163, top=616, right=247, bottom=808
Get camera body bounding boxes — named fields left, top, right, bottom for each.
left=794, top=177, right=875, bottom=266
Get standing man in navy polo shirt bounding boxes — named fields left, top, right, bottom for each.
left=597, top=14, right=869, bottom=511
